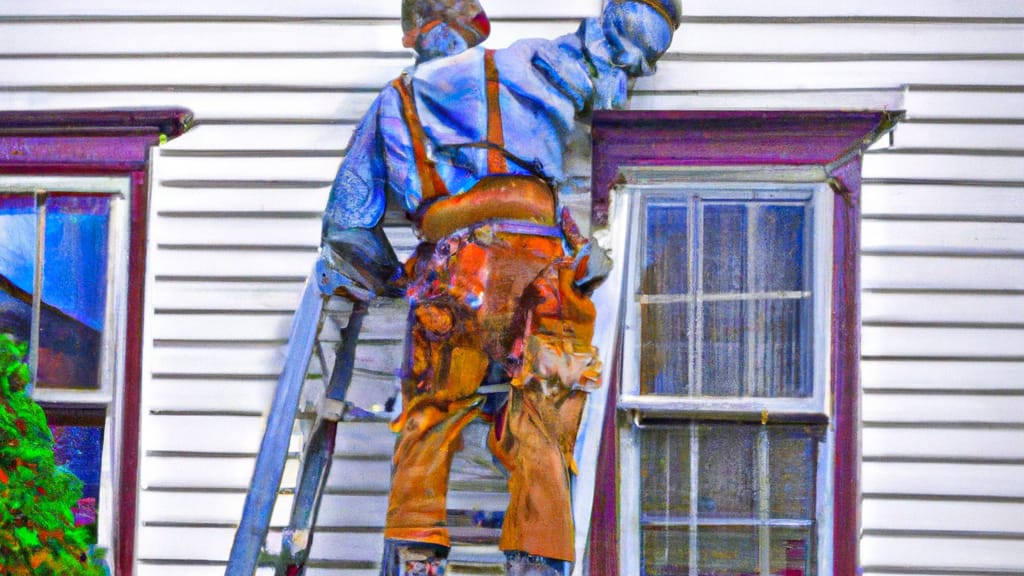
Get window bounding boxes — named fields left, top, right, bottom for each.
left=615, top=174, right=834, bottom=575
left=0, top=108, right=191, bottom=576
left=0, top=176, right=132, bottom=551
left=580, top=110, right=901, bottom=576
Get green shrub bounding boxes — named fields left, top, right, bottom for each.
left=0, top=334, right=106, bottom=575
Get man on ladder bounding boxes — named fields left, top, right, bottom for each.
left=318, top=1, right=680, bottom=574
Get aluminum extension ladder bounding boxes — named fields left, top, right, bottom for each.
left=225, top=268, right=378, bottom=575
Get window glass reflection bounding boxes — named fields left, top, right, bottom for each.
left=39, top=194, right=111, bottom=390
left=0, top=194, right=37, bottom=353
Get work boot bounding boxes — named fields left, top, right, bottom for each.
left=380, top=541, right=448, bottom=576
left=504, top=551, right=568, bottom=576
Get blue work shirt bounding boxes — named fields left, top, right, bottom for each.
left=322, top=14, right=666, bottom=241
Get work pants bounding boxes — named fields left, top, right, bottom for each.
left=383, top=224, right=600, bottom=563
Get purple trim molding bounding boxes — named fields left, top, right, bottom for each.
left=830, top=158, right=864, bottom=576
left=590, top=109, right=900, bottom=227
left=588, top=109, right=899, bottom=576
left=0, top=108, right=193, bottom=576
left=0, top=108, right=192, bottom=138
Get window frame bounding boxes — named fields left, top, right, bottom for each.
left=580, top=110, right=902, bottom=576
left=612, top=167, right=837, bottom=575
left=0, top=175, right=133, bottom=555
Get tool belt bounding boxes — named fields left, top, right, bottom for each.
left=415, top=175, right=557, bottom=243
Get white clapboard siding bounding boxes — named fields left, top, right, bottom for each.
left=864, top=461, right=1024, bottom=496
left=0, top=57, right=411, bottom=89
left=0, top=91, right=384, bottom=122
left=0, top=0, right=602, bottom=18
left=863, top=294, right=1024, bottom=326
left=0, top=21, right=579, bottom=56
left=149, top=248, right=315, bottom=280
left=635, top=89, right=1024, bottom=120
left=862, top=361, right=1024, bottom=392
left=863, top=184, right=1024, bottom=217
left=863, top=499, right=1024, bottom=534
left=160, top=125, right=355, bottom=153
left=151, top=186, right=332, bottom=215
left=151, top=310, right=408, bottom=344
left=904, top=89, right=1024, bottom=120
left=8, top=21, right=1024, bottom=58
left=862, top=255, right=1024, bottom=291
left=150, top=281, right=307, bottom=313
left=861, top=536, right=1024, bottom=574
left=638, top=60, right=1024, bottom=91
left=5, top=0, right=1024, bottom=18
left=863, top=394, right=1024, bottom=425
left=863, top=428, right=1024, bottom=461
left=883, top=123, right=1024, bottom=151
left=2, top=1, right=1024, bottom=574
left=14, top=58, right=1024, bottom=91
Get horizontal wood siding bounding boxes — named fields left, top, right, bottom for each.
left=1, top=1, right=1022, bottom=574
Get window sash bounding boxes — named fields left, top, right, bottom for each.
left=0, top=176, right=131, bottom=406
left=0, top=176, right=131, bottom=557
left=620, top=180, right=833, bottom=417
left=620, top=420, right=834, bottom=576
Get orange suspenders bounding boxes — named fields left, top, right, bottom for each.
left=391, top=75, right=450, bottom=207
left=483, top=50, right=508, bottom=174
left=392, top=49, right=507, bottom=215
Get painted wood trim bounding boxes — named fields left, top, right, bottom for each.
left=590, top=109, right=900, bottom=227
left=0, top=108, right=193, bottom=576
left=829, top=158, right=864, bottom=576
left=587, top=358, right=620, bottom=575
left=0, top=108, right=193, bottom=138
left=118, top=170, right=148, bottom=576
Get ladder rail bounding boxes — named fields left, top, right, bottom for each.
left=278, top=303, right=368, bottom=575
left=226, top=271, right=326, bottom=575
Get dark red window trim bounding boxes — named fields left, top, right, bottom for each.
left=587, top=110, right=901, bottom=576
left=0, top=108, right=193, bottom=576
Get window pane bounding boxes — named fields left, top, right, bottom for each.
left=641, top=302, right=690, bottom=395
left=697, top=526, right=758, bottom=576
left=770, top=528, right=816, bottom=576
left=751, top=299, right=810, bottom=398
left=642, top=526, right=690, bottom=576
left=769, top=426, right=820, bottom=520
left=47, top=407, right=106, bottom=544
left=51, top=422, right=104, bottom=539
left=752, top=205, right=806, bottom=293
left=643, top=202, right=688, bottom=295
left=702, top=204, right=746, bottom=294
left=641, top=427, right=691, bottom=520
left=38, top=194, right=111, bottom=390
left=698, top=424, right=756, bottom=519
left=0, top=194, right=37, bottom=357
left=702, top=301, right=744, bottom=396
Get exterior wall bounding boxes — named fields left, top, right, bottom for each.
left=1, top=1, right=1023, bottom=574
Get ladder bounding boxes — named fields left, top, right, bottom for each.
left=226, top=268, right=379, bottom=575
left=223, top=262, right=597, bottom=575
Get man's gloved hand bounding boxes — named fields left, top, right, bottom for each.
left=572, top=240, right=613, bottom=295
left=317, top=227, right=403, bottom=302
left=316, top=251, right=376, bottom=303
left=602, top=0, right=679, bottom=76
left=558, top=207, right=613, bottom=295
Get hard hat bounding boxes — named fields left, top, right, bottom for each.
left=401, top=0, right=491, bottom=50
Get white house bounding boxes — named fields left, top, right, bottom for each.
left=1, top=1, right=1022, bottom=575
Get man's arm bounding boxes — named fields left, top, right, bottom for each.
left=531, top=0, right=680, bottom=114
left=319, top=92, right=403, bottom=302
left=601, top=0, right=681, bottom=77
